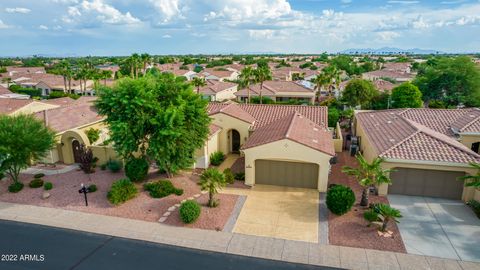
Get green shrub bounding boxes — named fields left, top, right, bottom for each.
left=44, top=182, right=53, bottom=190
left=29, top=178, right=44, bottom=188
left=107, top=160, right=122, bottom=172
left=223, top=168, right=235, bottom=184
left=125, top=157, right=149, bottom=182
left=88, top=184, right=98, bottom=193
left=34, top=173, right=45, bottom=179
left=363, top=209, right=379, bottom=225
left=468, top=200, right=480, bottom=218
left=8, top=182, right=24, bottom=193
left=234, top=172, right=245, bottom=181
left=179, top=200, right=201, bottom=224
left=107, top=179, right=138, bottom=205
left=143, top=180, right=183, bottom=198
left=209, top=151, right=225, bottom=166
left=326, top=185, right=356, bottom=215
left=100, top=163, right=107, bottom=170
left=85, top=128, right=100, bottom=144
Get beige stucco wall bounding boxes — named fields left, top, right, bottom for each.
left=12, top=101, right=58, bottom=115
left=354, top=118, right=378, bottom=162
left=90, top=145, right=119, bottom=165
left=459, top=134, right=480, bottom=152
left=210, top=113, right=251, bottom=154
left=242, top=139, right=333, bottom=192
left=213, top=85, right=238, bottom=101
left=333, top=122, right=343, bottom=153
left=194, top=131, right=220, bottom=168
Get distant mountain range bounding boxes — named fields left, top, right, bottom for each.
left=338, top=47, right=445, bottom=55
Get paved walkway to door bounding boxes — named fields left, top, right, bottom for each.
left=389, top=195, right=480, bottom=262
left=217, top=154, right=240, bottom=172
left=221, top=185, right=319, bottom=243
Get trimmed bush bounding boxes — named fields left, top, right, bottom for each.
left=179, top=200, right=201, bottom=224
left=223, top=168, right=235, bottom=184
left=143, top=180, right=183, bottom=198
left=88, top=184, right=98, bottom=193
left=44, top=182, right=53, bottom=190
left=326, top=185, right=356, bottom=215
left=107, top=179, right=138, bottom=205
left=29, top=178, right=44, bottom=188
left=8, top=182, right=24, bottom=193
left=234, top=172, right=245, bottom=181
left=107, top=160, right=122, bottom=173
left=209, top=151, right=225, bottom=166
left=363, top=209, right=379, bottom=226
left=34, top=173, right=45, bottom=179
left=125, top=157, right=149, bottom=182
left=100, top=163, right=107, bottom=170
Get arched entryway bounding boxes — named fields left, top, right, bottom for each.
left=231, top=129, right=241, bottom=153
left=72, top=140, right=83, bottom=163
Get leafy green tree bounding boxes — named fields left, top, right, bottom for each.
left=371, top=92, right=391, bottom=110
left=414, top=56, right=480, bottom=107
left=0, top=114, right=55, bottom=184
left=342, top=154, right=394, bottom=206
left=198, top=168, right=226, bottom=207
left=253, top=66, right=272, bottom=104
left=459, top=162, right=480, bottom=189
left=328, top=107, right=340, bottom=127
left=96, top=73, right=210, bottom=178
left=341, top=79, right=378, bottom=109
left=391, top=82, right=423, bottom=108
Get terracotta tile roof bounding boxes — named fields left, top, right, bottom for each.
left=40, top=97, right=76, bottom=107
left=208, top=103, right=328, bottom=130
left=201, top=68, right=237, bottom=79
left=363, top=70, right=413, bottom=80
left=209, top=103, right=256, bottom=124
left=235, top=81, right=314, bottom=97
left=242, top=112, right=334, bottom=155
left=209, top=123, right=222, bottom=137
left=0, top=85, right=12, bottom=95
left=199, top=80, right=237, bottom=95
left=0, top=99, right=33, bottom=114
left=6, top=66, right=46, bottom=74
left=35, top=103, right=103, bottom=133
left=373, top=79, right=396, bottom=92
left=356, top=109, right=480, bottom=164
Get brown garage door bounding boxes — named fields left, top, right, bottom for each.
left=255, top=160, right=319, bottom=189
left=389, top=168, right=465, bottom=199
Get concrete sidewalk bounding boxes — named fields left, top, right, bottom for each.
left=0, top=202, right=478, bottom=270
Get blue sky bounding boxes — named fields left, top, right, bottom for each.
left=0, top=0, right=479, bottom=56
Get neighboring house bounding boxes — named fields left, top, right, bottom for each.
left=13, top=73, right=91, bottom=96
left=0, top=98, right=59, bottom=115
left=362, top=70, right=414, bottom=82
left=372, top=79, right=396, bottom=92
left=382, top=62, right=412, bottom=74
left=5, top=66, right=46, bottom=76
left=96, top=64, right=119, bottom=77
left=197, top=80, right=238, bottom=101
left=354, top=108, right=480, bottom=202
left=164, top=69, right=197, bottom=81
left=235, top=81, right=316, bottom=104
left=200, top=68, right=239, bottom=81
left=195, top=103, right=344, bottom=191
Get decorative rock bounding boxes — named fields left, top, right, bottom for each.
left=168, top=206, right=176, bottom=211
left=187, top=196, right=194, bottom=200
left=201, top=190, right=208, bottom=194
left=158, top=217, right=167, bottom=223
left=163, top=212, right=171, bottom=217
left=42, top=192, right=50, bottom=199
left=181, top=199, right=187, bottom=203
left=193, top=194, right=201, bottom=198
left=174, top=204, right=180, bottom=207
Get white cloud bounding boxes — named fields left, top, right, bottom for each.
left=377, top=31, right=400, bottom=41
left=150, top=0, right=182, bottom=23
left=248, top=29, right=275, bottom=40
left=63, top=0, right=141, bottom=26
left=162, top=34, right=172, bottom=38
left=5, top=7, right=31, bottom=14
left=0, top=20, right=11, bottom=29
left=39, top=25, right=49, bottom=30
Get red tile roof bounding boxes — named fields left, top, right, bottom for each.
left=0, top=99, right=33, bottom=114
left=209, top=103, right=256, bottom=124
left=242, top=112, right=334, bottom=155
left=208, top=103, right=328, bottom=130
left=40, top=97, right=76, bottom=107
left=356, top=109, right=480, bottom=164
left=35, top=102, right=103, bottom=133
left=235, top=81, right=314, bottom=97
left=199, top=80, right=237, bottom=95
left=209, top=123, right=222, bottom=137
left=0, top=85, right=12, bottom=95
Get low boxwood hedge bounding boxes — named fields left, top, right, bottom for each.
left=326, top=184, right=356, bottom=215
left=29, top=178, right=44, bottom=188
left=179, top=200, right=201, bottom=224
left=143, top=180, right=183, bottom=198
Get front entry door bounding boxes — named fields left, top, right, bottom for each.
left=72, top=140, right=82, bottom=163
left=231, top=130, right=241, bottom=153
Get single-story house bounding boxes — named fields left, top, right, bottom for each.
left=195, top=103, right=344, bottom=191
left=164, top=69, right=197, bottom=81
left=0, top=98, right=59, bottom=115
left=198, top=80, right=238, bottom=101
left=200, top=68, right=239, bottom=81
left=235, top=81, right=316, bottom=104
left=362, top=70, right=414, bottom=82
left=354, top=108, right=480, bottom=201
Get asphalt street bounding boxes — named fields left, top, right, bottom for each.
left=0, top=220, right=339, bottom=270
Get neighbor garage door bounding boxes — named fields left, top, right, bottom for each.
left=255, top=160, right=319, bottom=189
left=389, top=168, right=465, bottom=199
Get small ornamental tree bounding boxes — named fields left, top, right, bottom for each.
left=0, top=114, right=55, bottom=184
left=198, top=168, right=226, bottom=207
left=391, top=82, right=423, bottom=108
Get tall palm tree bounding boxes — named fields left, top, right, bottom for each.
left=326, top=66, right=341, bottom=98
left=459, top=162, right=480, bottom=189
left=100, top=70, right=113, bottom=86
left=312, top=72, right=330, bottom=104
left=239, top=66, right=254, bottom=103
left=342, top=153, right=394, bottom=206
left=131, top=53, right=140, bottom=79
left=377, top=203, right=402, bottom=232
left=198, top=168, right=227, bottom=207
left=140, top=53, right=151, bottom=74
left=253, top=66, right=272, bottom=104
left=191, top=77, right=206, bottom=95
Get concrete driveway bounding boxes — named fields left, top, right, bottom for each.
left=222, top=185, right=319, bottom=243
left=389, top=195, right=480, bottom=262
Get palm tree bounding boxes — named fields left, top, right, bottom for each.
left=253, top=66, right=272, bottom=104
left=326, top=66, right=341, bottom=98
left=459, top=162, right=480, bottom=189
left=342, top=153, right=394, bottom=206
left=312, top=72, right=330, bottom=104
left=239, top=66, right=254, bottom=103
left=131, top=53, right=140, bottom=79
left=100, top=70, right=113, bottom=86
left=140, top=53, right=151, bottom=74
left=191, top=77, right=206, bottom=95
left=198, top=168, right=227, bottom=207
left=376, top=203, right=402, bottom=232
